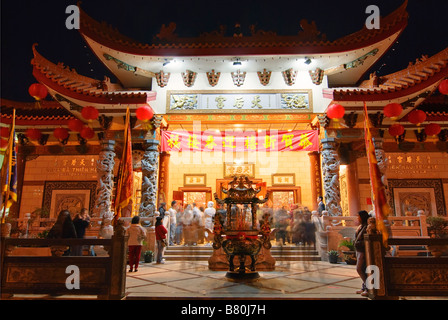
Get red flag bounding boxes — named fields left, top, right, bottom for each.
left=363, top=102, right=390, bottom=245
left=114, top=108, right=133, bottom=221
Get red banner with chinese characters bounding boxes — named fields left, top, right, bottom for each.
left=161, top=130, right=318, bottom=152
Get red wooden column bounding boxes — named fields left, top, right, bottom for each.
left=308, top=151, right=323, bottom=211
left=346, top=160, right=361, bottom=216
left=157, top=151, right=170, bottom=208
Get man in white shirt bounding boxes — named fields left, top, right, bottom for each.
left=168, top=201, right=178, bottom=246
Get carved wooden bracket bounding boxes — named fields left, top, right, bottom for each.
left=282, top=68, right=297, bottom=86
left=317, top=114, right=330, bottom=129
left=151, top=115, right=163, bottom=129
left=59, top=137, right=69, bottom=146
left=122, top=115, right=138, bottom=129
left=155, top=70, right=170, bottom=87
left=257, top=69, right=272, bottom=86
left=38, top=134, right=50, bottom=146
left=414, top=129, right=427, bottom=142
left=77, top=133, right=87, bottom=146
left=206, top=69, right=220, bottom=87
left=98, top=114, right=113, bottom=131
left=438, top=129, right=448, bottom=142
left=309, top=68, right=324, bottom=85
left=182, top=69, right=197, bottom=87
left=231, top=69, right=246, bottom=87
left=17, top=133, right=29, bottom=146
left=396, top=130, right=406, bottom=143
left=368, top=112, right=384, bottom=128
left=343, top=112, right=358, bottom=129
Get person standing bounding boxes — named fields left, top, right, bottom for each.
left=155, top=216, right=168, bottom=264
left=72, top=208, right=91, bottom=256
left=354, top=210, right=370, bottom=296
left=168, top=201, right=178, bottom=246
left=203, top=201, right=215, bottom=244
left=158, top=202, right=167, bottom=219
left=317, top=196, right=325, bottom=215
left=47, top=210, right=77, bottom=256
left=126, top=216, right=147, bottom=272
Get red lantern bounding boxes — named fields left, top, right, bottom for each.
left=68, top=119, right=85, bottom=132
left=81, top=106, right=99, bottom=121
left=28, top=83, right=48, bottom=101
left=424, top=123, right=441, bottom=136
left=327, top=104, right=345, bottom=119
left=439, top=79, right=448, bottom=95
left=25, top=128, right=42, bottom=140
left=136, top=105, right=154, bottom=122
left=388, top=124, right=405, bottom=137
left=0, top=138, right=8, bottom=149
left=383, top=103, right=403, bottom=118
left=0, top=127, right=9, bottom=138
left=80, top=127, right=95, bottom=140
left=53, top=127, right=69, bottom=140
left=407, top=110, right=426, bottom=125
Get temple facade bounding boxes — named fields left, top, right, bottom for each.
left=1, top=0, right=447, bottom=233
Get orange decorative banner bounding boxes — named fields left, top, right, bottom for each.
left=161, top=130, right=318, bottom=152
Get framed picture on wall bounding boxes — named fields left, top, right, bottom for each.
left=388, top=179, right=446, bottom=216
left=42, top=181, right=97, bottom=218
left=183, top=174, right=207, bottom=187
left=272, top=174, right=296, bottom=186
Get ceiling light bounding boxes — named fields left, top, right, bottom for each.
left=162, top=59, right=171, bottom=67
left=233, top=60, right=242, bottom=66
left=304, top=57, right=312, bottom=65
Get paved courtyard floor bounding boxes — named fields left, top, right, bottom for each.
left=125, top=260, right=366, bottom=300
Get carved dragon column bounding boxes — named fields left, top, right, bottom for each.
left=93, top=140, right=116, bottom=219
left=139, top=139, right=160, bottom=219
left=372, top=137, right=390, bottom=205
left=321, top=138, right=342, bottom=216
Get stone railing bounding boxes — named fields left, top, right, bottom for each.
left=0, top=223, right=128, bottom=299
left=365, top=234, right=448, bottom=299
left=313, top=212, right=435, bottom=261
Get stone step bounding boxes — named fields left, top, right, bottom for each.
left=162, top=245, right=320, bottom=262
left=163, top=255, right=321, bottom=262
left=164, top=249, right=319, bottom=256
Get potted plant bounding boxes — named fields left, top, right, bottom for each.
left=143, top=250, right=154, bottom=263
left=427, top=216, right=448, bottom=239
left=339, top=238, right=356, bottom=265
left=426, top=216, right=448, bottom=257
left=328, top=250, right=339, bottom=264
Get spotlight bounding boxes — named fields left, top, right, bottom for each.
left=162, top=59, right=171, bottom=67
left=304, top=57, right=312, bottom=65
left=233, top=59, right=242, bottom=66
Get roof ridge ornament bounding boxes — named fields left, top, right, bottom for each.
left=257, top=69, right=272, bottom=86
left=206, top=69, right=220, bottom=87
left=231, top=70, right=246, bottom=87
left=282, top=68, right=297, bottom=86
left=182, top=70, right=197, bottom=87
left=155, top=70, right=170, bottom=88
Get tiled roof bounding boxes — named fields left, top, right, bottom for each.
left=324, top=47, right=448, bottom=101
left=0, top=99, right=75, bottom=126
left=79, top=1, right=408, bottom=56
left=31, top=44, right=156, bottom=105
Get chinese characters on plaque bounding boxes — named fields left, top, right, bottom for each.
left=168, top=91, right=311, bottom=112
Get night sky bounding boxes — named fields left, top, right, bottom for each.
left=1, top=0, right=447, bottom=102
